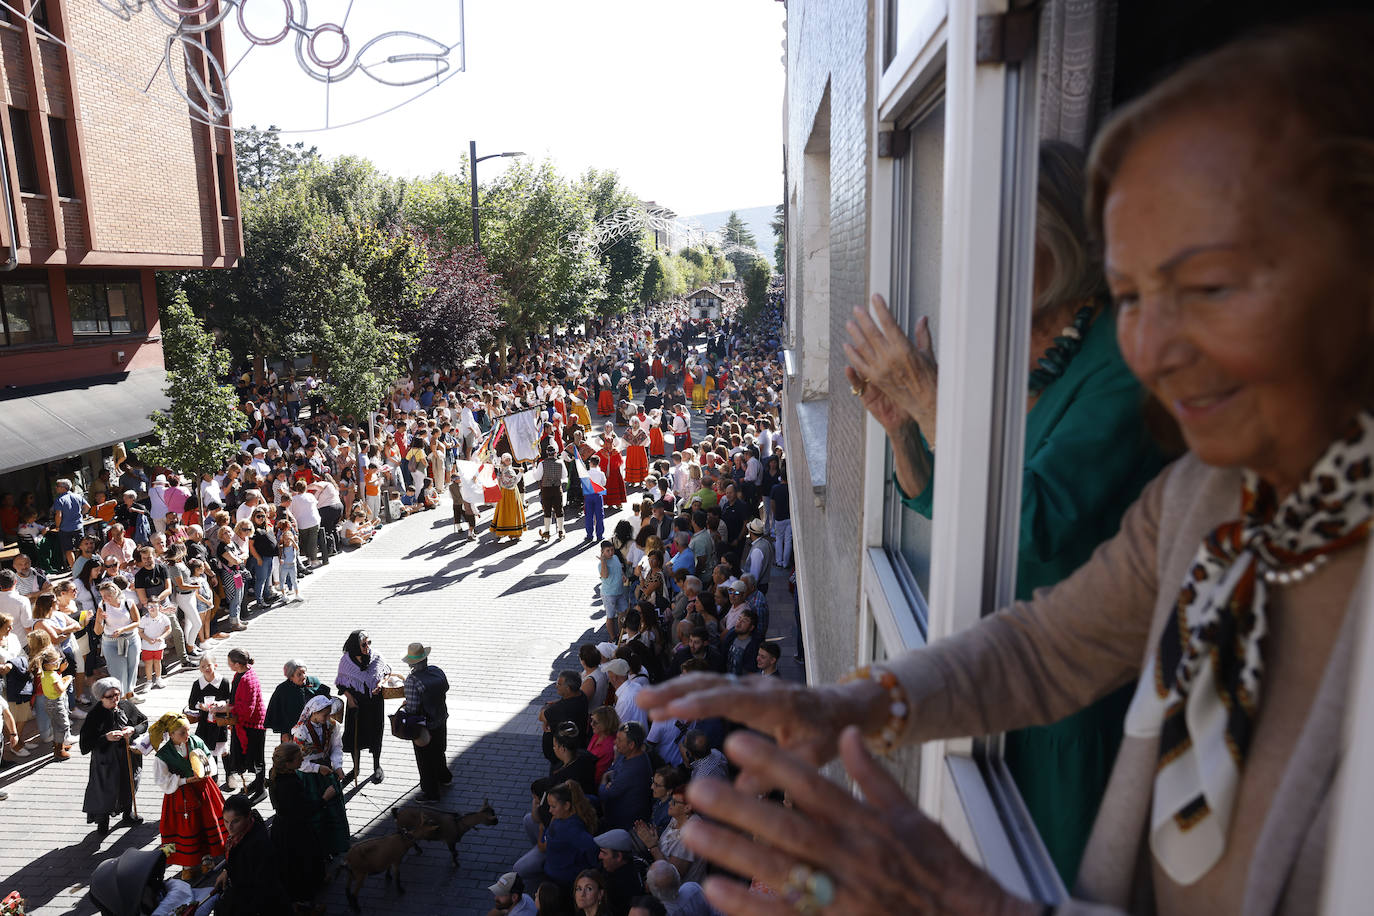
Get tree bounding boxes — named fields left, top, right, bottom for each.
left=400, top=243, right=503, bottom=368
left=741, top=256, right=773, bottom=319
left=315, top=267, right=415, bottom=422
left=141, top=291, right=244, bottom=479
left=771, top=202, right=785, bottom=273
left=234, top=124, right=318, bottom=192
left=721, top=211, right=759, bottom=276
left=577, top=168, right=651, bottom=315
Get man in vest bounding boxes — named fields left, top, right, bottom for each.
left=536, top=444, right=568, bottom=542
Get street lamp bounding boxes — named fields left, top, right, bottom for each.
left=469, top=140, right=524, bottom=253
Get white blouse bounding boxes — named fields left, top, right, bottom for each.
left=153, top=741, right=218, bottom=793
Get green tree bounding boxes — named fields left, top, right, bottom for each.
left=140, top=291, right=244, bottom=479
left=741, top=256, right=773, bottom=319
left=771, top=202, right=785, bottom=273
left=234, top=124, right=318, bottom=192
left=315, top=267, right=415, bottom=421
left=721, top=210, right=759, bottom=276
left=576, top=168, right=651, bottom=315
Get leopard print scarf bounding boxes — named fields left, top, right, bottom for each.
left=1125, top=410, right=1374, bottom=884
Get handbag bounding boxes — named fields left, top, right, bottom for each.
left=388, top=704, right=426, bottom=741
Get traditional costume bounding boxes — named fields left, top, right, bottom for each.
left=227, top=664, right=266, bottom=795
left=337, top=630, right=390, bottom=781
left=624, top=420, right=650, bottom=486
left=597, top=432, right=628, bottom=508
left=571, top=393, right=593, bottom=431
left=672, top=409, right=692, bottom=451
left=79, top=676, right=147, bottom=833
left=563, top=437, right=587, bottom=516
left=290, top=695, right=351, bottom=856
left=647, top=409, right=666, bottom=458
left=692, top=367, right=709, bottom=410
left=536, top=446, right=568, bottom=541
left=185, top=670, right=231, bottom=762
left=491, top=461, right=527, bottom=539
left=150, top=712, right=226, bottom=869
left=597, top=374, right=615, bottom=417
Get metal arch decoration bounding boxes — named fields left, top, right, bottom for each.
left=93, top=0, right=464, bottom=124
left=566, top=205, right=773, bottom=263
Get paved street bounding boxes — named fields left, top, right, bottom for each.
left=1, top=420, right=801, bottom=915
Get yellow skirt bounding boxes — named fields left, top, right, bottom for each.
left=692, top=387, right=707, bottom=410
left=572, top=403, right=592, bottom=429
left=491, top=486, right=526, bottom=538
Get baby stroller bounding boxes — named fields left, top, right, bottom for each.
left=89, top=847, right=209, bottom=916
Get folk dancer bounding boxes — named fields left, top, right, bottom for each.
left=490, top=454, right=527, bottom=542
left=536, top=444, right=569, bottom=543
left=150, top=711, right=226, bottom=881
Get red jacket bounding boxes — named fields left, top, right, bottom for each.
left=231, top=667, right=266, bottom=747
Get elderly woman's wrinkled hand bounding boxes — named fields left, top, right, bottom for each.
left=636, top=674, right=885, bottom=768
left=844, top=294, right=938, bottom=437
left=683, top=728, right=1038, bottom=916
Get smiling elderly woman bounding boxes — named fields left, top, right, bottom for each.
left=638, top=17, right=1374, bottom=916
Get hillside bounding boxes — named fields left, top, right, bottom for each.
left=684, top=205, right=779, bottom=251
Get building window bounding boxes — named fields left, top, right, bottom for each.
left=69, top=280, right=145, bottom=337
left=48, top=116, right=75, bottom=198
left=882, top=98, right=945, bottom=614
left=8, top=108, right=39, bottom=194
left=0, top=281, right=54, bottom=346
left=29, top=1, right=48, bottom=29
left=215, top=152, right=230, bottom=216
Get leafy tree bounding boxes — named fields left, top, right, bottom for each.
left=399, top=243, right=503, bottom=368
left=234, top=124, right=318, bottom=192
left=675, top=245, right=731, bottom=290
left=771, top=202, right=785, bottom=273
left=741, top=256, right=773, bottom=318
left=315, top=267, right=415, bottom=421
left=403, top=172, right=474, bottom=250
left=721, top=211, right=759, bottom=276
left=576, top=168, right=651, bottom=315
left=141, top=291, right=244, bottom=478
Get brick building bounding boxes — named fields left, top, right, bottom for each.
left=0, top=0, right=239, bottom=507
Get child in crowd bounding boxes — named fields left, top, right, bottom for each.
left=137, top=601, right=171, bottom=689
left=277, top=525, right=300, bottom=603
left=38, top=646, right=73, bottom=759
left=340, top=507, right=374, bottom=547
left=421, top=478, right=440, bottom=510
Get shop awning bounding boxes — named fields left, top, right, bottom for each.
left=0, top=369, right=168, bottom=475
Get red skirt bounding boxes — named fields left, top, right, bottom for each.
left=625, top=446, right=649, bottom=485
left=651, top=359, right=664, bottom=379
left=160, top=779, right=227, bottom=866
left=605, top=465, right=627, bottom=506
left=597, top=390, right=615, bottom=416
left=555, top=399, right=569, bottom=424
left=648, top=428, right=665, bottom=457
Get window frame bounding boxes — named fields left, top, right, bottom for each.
left=47, top=114, right=75, bottom=200
left=0, top=280, right=55, bottom=347
left=68, top=278, right=146, bottom=338
left=8, top=107, right=39, bottom=195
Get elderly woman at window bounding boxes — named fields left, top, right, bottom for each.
left=847, top=139, right=1170, bottom=881
left=639, top=18, right=1374, bottom=915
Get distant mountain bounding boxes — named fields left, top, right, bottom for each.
left=684, top=205, right=779, bottom=252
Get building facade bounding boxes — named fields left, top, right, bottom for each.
left=0, top=0, right=240, bottom=501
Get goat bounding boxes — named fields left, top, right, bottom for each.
left=342, top=816, right=439, bottom=912
left=391, top=798, right=499, bottom=867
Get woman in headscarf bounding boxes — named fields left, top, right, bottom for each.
left=597, top=424, right=627, bottom=509
left=596, top=373, right=615, bottom=417
left=80, top=675, right=147, bottom=837
left=570, top=389, right=593, bottom=431
left=336, top=629, right=389, bottom=785
left=646, top=409, right=666, bottom=459
left=264, top=659, right=330, bottom=743
left=623, top=418, right=650, bottom=487
left=150, top=710, right=226, bottom=880
left=267, top=741, right=329, bottom=909
left=289, top=693, right=350, bottom=856
left=491, top=453, right=528, bottom=542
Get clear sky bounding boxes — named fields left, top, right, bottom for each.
left=220, top=0, right=786, bottom=216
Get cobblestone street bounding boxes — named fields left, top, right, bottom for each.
left=1, top=420, right=800, bottom=915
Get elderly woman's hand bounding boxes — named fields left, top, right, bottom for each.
left=683, top=728, right=1038, bottom=916
left=637, top=674, right=888, bottom=767
left=844, top=294, right=938, bottom=442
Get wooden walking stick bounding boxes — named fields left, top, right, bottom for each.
left=123, top=735, right=139, bottom=819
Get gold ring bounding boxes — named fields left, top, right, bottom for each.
left=782, top=864, right=837, bottom=915
left=849, top=378, right=868, bottom=397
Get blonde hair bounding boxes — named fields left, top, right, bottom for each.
left=590, top=705, right=620, bottom=736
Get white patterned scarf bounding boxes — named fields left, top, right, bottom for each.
left=1125, top=411, right=1374, bottom=884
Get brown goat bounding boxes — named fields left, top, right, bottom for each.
left=343, top=816, right=439, bottom=911
left=391, top=799, right=499, bottom=866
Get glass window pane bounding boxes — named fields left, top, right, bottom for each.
left=68, top=284, right=104, bottom=335
left=8, top=108, right=39, bottom=195
left=121, top=283, right=145, bottom=332
left=1, top=283, right=53, bottom=345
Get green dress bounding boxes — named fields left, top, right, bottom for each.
left=896, top=309, right=1166, bottom=886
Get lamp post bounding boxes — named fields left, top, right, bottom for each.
left=469, top=140, right=524, bottom=252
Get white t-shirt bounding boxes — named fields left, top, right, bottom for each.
left=138, top=612, right=171, bottom=650
left=289, top=492, right=321, bottom=529
left=589, top=467, right=607, bottom=488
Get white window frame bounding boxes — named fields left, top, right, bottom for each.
left=860, top=0, right=1062, bottom=904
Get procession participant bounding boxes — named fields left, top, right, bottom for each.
left=623, top=419, right=650, bottom=488
left=646, top=410, right=666, bottom=460
left=492, top=454, right=528, bottom=542
left=598, top=426, right=628, bottom=511
left=265, top=659, right=331, bottom=744
left=289, top=694, right=350, bottom=856
left=80, top=676, right=147, bottom=837
left=149, top=711, right=226, bottom=881
left=597, top=374, right=616, bottom=417
left=536, top=445, right=569, bottom=543
left=571, top=390, right=593, bottom=431
left=582, top=456, right=608, bottom=545
left=336, top=629, right=389, bottom=785
left=670, top=409, right=691, bottom=452
left=450, top=462, right=483, bottom=542
left=185, top=653, right=232, bottom=775
left=564, top=430, right=588, bottom=519
left=224, top=648, right=266, bottom=798
left=401, top=641, right=451, bottom=802
left=266, top=742, right=330, bottom=909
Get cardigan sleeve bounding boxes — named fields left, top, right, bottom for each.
left=887, top=459, right=1168, bottom=743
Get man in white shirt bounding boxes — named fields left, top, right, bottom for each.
left=250, top=447, right=271, bottom=478
left=0, top=570, right=31, bottom=635
left=583, top=456, right=607, bottom=543
left=235, top=490, right=263, bottom=524
left=605, top=657, right=647, bottom=727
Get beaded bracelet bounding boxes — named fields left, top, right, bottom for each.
left=839, top=664, right=910, bottom=754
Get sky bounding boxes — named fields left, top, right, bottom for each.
left=216, top=0, right=786, bottom=217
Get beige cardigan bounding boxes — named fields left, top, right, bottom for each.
left=889, top=455, right=1366, bottom=915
